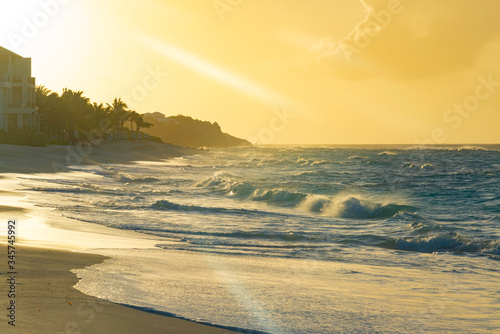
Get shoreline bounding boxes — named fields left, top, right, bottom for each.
left=0, top=142, right=202, bottom=174
left=0, top=245, right=238, bottom=334
left=0, top=143, right=240, bottom=334
left=2, top=144, right=499, bottom=332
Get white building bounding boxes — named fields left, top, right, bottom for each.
left=0, top=47, right=39, bottom=131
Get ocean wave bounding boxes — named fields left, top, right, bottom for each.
left=294, top=171, right=320, bottom=178
left=223, top=158, right=292, bottom=168
left=403, top=145, right=499, bottom=152
left=195, top=171, right=235, bottom=188
left=296, top=157, right=308, bottom=165
left=327, top=197, right=413, bottom=219
left=196, top=172, right=413, bottom=218
left=378, top=151, right=398, bottom=156
left=420, top=163, right=435, bottom=170
left=456, top=145, right=494, bottom=152
left=197, top=172, right=303, bottom=204
left=227, top=182, right=256, bottom=197
left=155, top=230, right=316, bottom=243
left=152, top=200, right=232, bottom=214
left=300, top=195, right=413, bottom=219
left=382, top=232, right=500, bottom=256
left=27, top=186, right=122, bottom=196
left=151, top=199, right=286, bottom=218
left=90, top=168, right=119, bottom=177
left=401, top=162, right=435, bottom=170
left=291, top=170, right=344, bottom=180
left=348, top=156, right=369, bottom=160
left=251, top=189, right=306, bottom=206
left=299, top=195, right=331, bottom=213
left=117, top=175, right=161, bottom=183
left=196, top=172, right=256, bottom=198
left=296, top=158, right=330, bottom=166
left=256, top=158, right=290, bottom=167
left=310, top=160, right=329, bottom=166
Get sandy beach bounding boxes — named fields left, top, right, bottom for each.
left=0, top=142, right=200, bottom=174
left=0, top=246, right=238, bottom=334
left=2, top=143, right=499, bottom=333
left=0, top=143, right=238, bottom=334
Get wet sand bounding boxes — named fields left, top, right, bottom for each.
left=0, top=143, right=237, bottom=334
left=0, top=246, right=237, bottom=334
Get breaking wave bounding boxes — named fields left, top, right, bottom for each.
left=196, top=173, right=413, bottom=219
left=300, top=195, right=414, bottom=219
left=382, top=233, right=500, bottom=256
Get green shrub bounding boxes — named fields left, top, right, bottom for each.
left=0, top=130, right=47, bottom=147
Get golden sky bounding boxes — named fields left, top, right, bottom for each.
left=1, top=0, right=499, bottom=144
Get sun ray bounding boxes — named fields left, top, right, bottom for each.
left=139, top=35, right=290, bottom=107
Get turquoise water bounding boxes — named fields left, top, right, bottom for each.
left=23, top=145, right=500, bottom=333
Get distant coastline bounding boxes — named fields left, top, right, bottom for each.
left=143, top=112, right=252, bottom=148
left=1, top=81, right=251, bottom=149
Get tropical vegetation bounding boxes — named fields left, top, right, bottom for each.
left=34, top=85, right=156, bottom=145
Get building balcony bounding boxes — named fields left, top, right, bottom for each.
left=8, top=102, right=37, bottom=109
left=6, top=106, right=38, bottom=114
left=9, top=75, right=36, bottom=87
left=0, top=74, right=11, bottom=87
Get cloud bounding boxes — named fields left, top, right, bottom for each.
left=303, top=0, right=500, bottom=80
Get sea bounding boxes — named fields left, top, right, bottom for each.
left=21, top=145, right=500, bottom=333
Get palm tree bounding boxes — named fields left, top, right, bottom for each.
left=61, top=89, right=90, bottom=142
left=35, top=85, right=52, bottom=133
left=88, top=102, right=111, bottom=142
left=90, top=103, right=110, bottom=125
left=46, top=92, right=66, bottom=139
left=108, top=98, right=129, bottom=140
left=31, top=82, right=165, bottom=145
left=35, top=85, right=52, bottom=103
left=128, top=111, right=141, bottom=140
left=135, top=115, right=153, bottom=140
left=128, top=111, right=138, bottom=131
